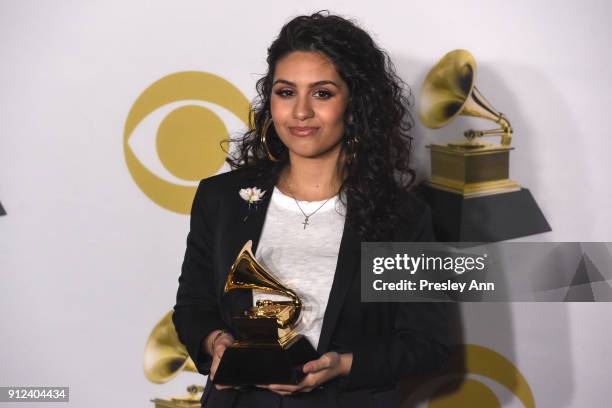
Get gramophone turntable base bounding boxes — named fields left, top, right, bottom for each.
left=428, top=143, right=518, bottom=197
left=418, top=184, right=551, bottom=242
left=426, top=177, right=521, bottom=198
left=213, top=335, right=317, bottom=386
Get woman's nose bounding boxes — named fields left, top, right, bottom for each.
left=293, top=96, right=314, bottom=120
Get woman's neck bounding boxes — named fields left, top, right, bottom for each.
left=278, top=149, right=345, bottom=201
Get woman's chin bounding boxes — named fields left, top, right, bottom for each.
left=289, top=149, right=338, bottom=161
left=286, top=143, right=343, bottom=161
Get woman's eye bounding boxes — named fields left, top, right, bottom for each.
left=313, top=89, right=333, bottom=99
left=275, top=88, right=294, bottom=97
left=273, top=88, right=334, bottom=99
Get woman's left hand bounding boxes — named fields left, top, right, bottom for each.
left=257, top=352, right=353, bottom=396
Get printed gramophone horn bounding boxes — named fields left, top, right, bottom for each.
left=143, top=310, right=196, bottom=384
left=418, top=49, right=512, bottom=145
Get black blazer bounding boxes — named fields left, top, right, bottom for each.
left=172, top=166, right=449, bottom=408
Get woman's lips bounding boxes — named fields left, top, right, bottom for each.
left=289, top=126, right=319, bottom=137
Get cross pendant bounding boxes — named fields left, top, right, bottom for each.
left=302, top=216, right=310, bottom=229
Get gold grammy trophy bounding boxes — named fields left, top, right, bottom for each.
left=213, top=240, right=318, bottom=385
left=417, top=49, right=550, bottom=241
left=419, top=49, right=519, bottom=197
left=144, top=311, right=204, bottom=408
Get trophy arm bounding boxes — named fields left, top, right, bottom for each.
left=464, top=113, right=513, bottom=146
left=498, top=113, right=513, bottom=146
left=276, top=290, right=302, bottom=328
left=288, top=295, right=302, bottom=327
left=251, top=293, right=302, bottom=329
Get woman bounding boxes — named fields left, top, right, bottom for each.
left=173, top=11, right=449, bottom=408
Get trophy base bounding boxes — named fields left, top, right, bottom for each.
left=428, top=143, right=517, bottom=197
left=417, top=184, right=551, bottom=242
left=213, top=335, right=317, bottom=386
left=427, top=177, right=521, bottom=198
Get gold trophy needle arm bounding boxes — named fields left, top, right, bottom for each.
left=464, top=113, right=513, bottom=146
left=465, top=128, right=506, bottom=138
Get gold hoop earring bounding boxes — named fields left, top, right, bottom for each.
left=260, top=118, right=278, bottom=162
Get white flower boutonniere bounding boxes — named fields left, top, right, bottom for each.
left=239, top=187, right=266, bottom=205
left=239, top=187, right=266, bottom=221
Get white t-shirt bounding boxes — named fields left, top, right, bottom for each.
left=253, top=186, right=346, bottom=349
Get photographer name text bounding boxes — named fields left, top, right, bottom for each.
left=372, top=279, right=495, bottom=292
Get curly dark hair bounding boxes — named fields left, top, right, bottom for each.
left=226, top=11, right=416, bottom=240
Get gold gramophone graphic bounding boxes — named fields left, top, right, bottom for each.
left=144, top=311, right=203, bottom=408
left=213, top=240, right=318, bottom=385
left=419, top=49, right=519, bottom=197
left=417, top=49, right=550, bottom=241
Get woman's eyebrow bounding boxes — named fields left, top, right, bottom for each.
left=273, top=79, right=340, bottom=88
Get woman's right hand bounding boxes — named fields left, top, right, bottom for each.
left=204, top=330, right=235, bottom=390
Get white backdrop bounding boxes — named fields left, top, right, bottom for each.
left=1, top=0, right=611, bottom=407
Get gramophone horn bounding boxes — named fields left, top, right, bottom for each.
left=143, top=310, right=196, bottom=384
left=418, top=49, right=512, bottom=146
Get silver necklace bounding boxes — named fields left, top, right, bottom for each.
left=285, top=181, right=336, bottom=229
left=292, top=196, right=334, bottom=229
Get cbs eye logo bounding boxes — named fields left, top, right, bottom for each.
left=123, top=71, right=250, bottom=214
left=414, top=344, right=535, bottom=408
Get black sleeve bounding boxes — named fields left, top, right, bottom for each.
left=339, top=205, right=449, bottom=390
left=172, top=179, right=230, bottom=375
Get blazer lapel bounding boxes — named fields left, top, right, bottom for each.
left=221, top=169, right=279, bottom=319
left=316, top=203, right=361, bottom=354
